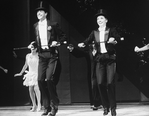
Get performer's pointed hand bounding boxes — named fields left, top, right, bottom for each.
left=4, top=69, right=8, bottom=73
left=50, top=41, right=60, bottom=47
left=67, top=44, right=74, bottom=52
left=107, top=37, right=117, bottom=44
left=78, top=43, right=85, bottom=48
left=134, top=46, right=140, bottom=52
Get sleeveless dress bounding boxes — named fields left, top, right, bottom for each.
left=23, top=53, right=39, bottom=86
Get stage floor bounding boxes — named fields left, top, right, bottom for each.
left=0, top=102, right=149, bottom=116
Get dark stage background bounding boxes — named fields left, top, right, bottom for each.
left=1, top=0, right=148, bottom=106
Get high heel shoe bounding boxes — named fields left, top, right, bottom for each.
left=30, top=106, right=36, bottom=112
left=36, top=106, right=41, bottom=112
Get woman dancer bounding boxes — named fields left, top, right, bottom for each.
left=14, top=41, right=41, bottom=112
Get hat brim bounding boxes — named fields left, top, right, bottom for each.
left=35, top=7, right=47, bottom=12
left=94, top=13, right=108, bottom=18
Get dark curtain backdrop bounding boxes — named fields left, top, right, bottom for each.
left=13, top=0, right=30, bottom=105
left=0, top=1, right=14, bottom=106
left=50, top=6, right=71, bottom=104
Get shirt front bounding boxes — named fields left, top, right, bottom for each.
left=38, top=19, right=49, bottom=49
left=98, top=27, right=107, bottom=53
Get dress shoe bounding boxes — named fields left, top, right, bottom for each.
left=111, top=108, right=116, bottom=116
left=103, top=108, right=109, bottom=115
left=41, top=107, right=51, bottom=116
left=36, top=106, right=42, bottom=112
left=91, top=105, right=103, bottom=110
left=91, top=105, right=98, bottom=110
left=97, top=105, right=103, bottom=109
left=48, top=107, right=58, bottom=116
left=92, top=106, right=98, bottom=110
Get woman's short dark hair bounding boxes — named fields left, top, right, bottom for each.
left=31, top=41, right=38, bottom=49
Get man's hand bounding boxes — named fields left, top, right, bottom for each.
left=134, top=46, right=140, bottom=52
left=4, top=69, right=8, bottom=73
left=107, top=37, right=117, bottom=44
left=50, top=41, right=60, bottom=47
left=67, top=44, right=74, bottom=52
left=78, top=43, right=85, bottom=48
left=47, top=26, right=52, bottom=31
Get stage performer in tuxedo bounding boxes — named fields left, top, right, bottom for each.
left=78, top=9, right=121, bottom=116
left=34, top=1, right=67, bottom=116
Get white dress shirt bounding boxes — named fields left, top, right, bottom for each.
left=38, top=19, right=49, bottom=49
left=98, top=27, right=107, bottom=53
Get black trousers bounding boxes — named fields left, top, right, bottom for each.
left=90, top=59, right=102, bottom=107
left=91, top=76, right=102, bottom=107
left=38, top=52, right=59, bottom=110
left=96, top=58, right=116, bottom=110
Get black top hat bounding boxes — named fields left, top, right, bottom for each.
left=35, top=1, right=48, bottom=12
left=95, top=9, right=108, bottom=19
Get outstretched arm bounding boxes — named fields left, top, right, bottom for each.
left=14, top=55, right=28, bottom=77
left=0, top=66, right=8, bottom=73
left=134, top=44, right=149, bottom=52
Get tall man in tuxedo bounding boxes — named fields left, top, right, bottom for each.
left=78, top=9, right=121, bottom=116
left=34, top=2, right=67, bottom=116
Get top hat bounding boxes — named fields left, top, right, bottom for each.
left=95, top=9, right=108, bottom=19
left=35, top=1, right=48, bottom=12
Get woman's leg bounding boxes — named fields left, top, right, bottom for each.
left=34, top=84, right=41, bottom=111
left=29, top=86, right=36, bottom=111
